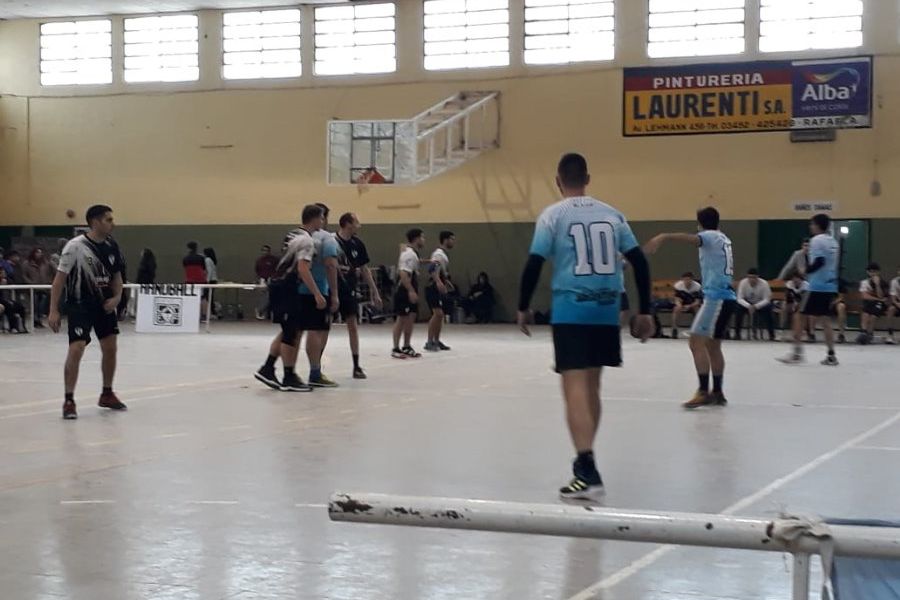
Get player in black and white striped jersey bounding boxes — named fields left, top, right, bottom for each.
left=425, top=231, right=455, bottom=352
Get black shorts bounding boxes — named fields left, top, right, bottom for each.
left=800, top=291, right=837, bottom=317
left=393, top=287, right=418, bottom=317
left=619, top=292, right=630, bottom=312
left=338, top=292, right=359, bottom=320
left=864, top=300, right=888, bottom=317
left=552, top=324, right=622, bottom=372
left=426, top=286, right=446, bottom=311
left=297, top=294, right=331, bottom=331
left=67, top=305, right=119, bottom=345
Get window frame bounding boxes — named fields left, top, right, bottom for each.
left=221, top=7, right=304, bottom=81
left=522, top=0, right=617, bottom=66
left=646, top=0, right=748, bottom=60
left=38, top=17, right=114, bottom=87
left=313, top=1, right=398, bottom=77
left=122, top=12, right=201, bottom=84
left=422, top=0, right=512, bottom=72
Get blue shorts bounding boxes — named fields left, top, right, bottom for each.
left=690, top=299, right=736, bottom=339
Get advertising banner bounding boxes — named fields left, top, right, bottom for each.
left=135, top=284, right=201, bottom=333
left=623, top=56, right=872, bottom=136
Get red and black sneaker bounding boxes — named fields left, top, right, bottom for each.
left=63, top=400, right=78, bottom=420
left=98, top=392, right=127, bottom=411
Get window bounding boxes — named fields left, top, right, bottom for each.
left=524, top=0, right=615, bottom=65
left=423, top=0, right=509, bottom=71
left=223, top=9, right=302, bottom=79
left=648, top=0, right=745, bottom=59
left=314, top=3, right=396, bottom=76
left=124, top=14, right=199, bottom=83
left=40, top=20, right=112, bottom=86
left=760, top=0, right=863, bottom=52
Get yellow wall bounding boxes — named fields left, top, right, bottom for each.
left=1, top=2, right=899, bottom=226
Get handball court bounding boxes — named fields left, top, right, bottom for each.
left=1, top=323, right=899, bottom=600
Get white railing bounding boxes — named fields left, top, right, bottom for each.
left=328, top=492, right=900, bottom=600
left=1, top=283, right=263, bottom=333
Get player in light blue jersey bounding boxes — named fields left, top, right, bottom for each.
left=645, top=207, right=737, bottom=409
left=778, top=213, right=840, bottom=366
left=518, top=153, right=654, bottom=500
left=303, top=203, right=340, bottom=387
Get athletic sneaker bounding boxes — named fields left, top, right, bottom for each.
left=391, top=348, right=407, bottom=359
left=682, top=390, right=712, bottom=409
left=98, top=392, right=127, bottom=411
left=280, top=373, right=312, bottom=392
left=837, top=333, right=846, bottom=344
left=821, top=355, right=839, bottom=366
left=63, top=400, right=77, bottom=420
left=254, top=365, right=281, bottom=390
left=437, top=341, right=451, bottom=351
left=709, top=390, right=728, bottom=406
left=309, top=373, right=339, bottom=388
left=886, top=338, right=897, bottom=345
left=777, top=352, right=805, bottom=365
left=671, top=328, right=679, bottom=339
left=423, top=342, right=440, bottom=352
left=401, top=346, right=422, bottom=358
left=559, top=476, right=605, bottom=500
left=352, top=367, right=367, bottom=379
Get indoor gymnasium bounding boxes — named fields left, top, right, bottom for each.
left=1, top=1, right=900, bottom=599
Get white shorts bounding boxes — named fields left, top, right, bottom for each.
left=690, top=299, right=736, bottom=340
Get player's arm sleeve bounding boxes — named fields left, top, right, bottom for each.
left=805, top=256, right=825, bottom=274
left=616, top=219, right=639, bottom=254
left=623, top=247, right=651, bottom=315
left=56, top=244, right=74, bottom=275
left=517, top=254, right=545, bottom=312
left=295, top=238, right=315, bottom=263
left=358, top=242, right=371, bottom=267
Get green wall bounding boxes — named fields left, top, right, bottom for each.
left=11, top=218, right=898, bottom=321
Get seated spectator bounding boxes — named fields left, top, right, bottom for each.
left=888, top=265, right=900, bottom=344
left=735, top=268, right=775, bottom=341
left=0, top=268, right=28, bottom=333
left=0, top=248, right=12, bottom=278
left=781, top=273, right=814, bottom=339
left=465, top=272, right=495, bottom=323
left=858, top=262, right=890, bottom=344
left=670, top=271, right=702, bottom=338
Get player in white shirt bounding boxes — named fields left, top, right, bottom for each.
left=425, top=231, right=456, bottom=352
left=735, top=268, right=775, bottom=341
left=888, top=265, right=900, bottom=344
left=392, top=229, right=426, bottom=359
left=782, top=273, right=811, bottom=334
left=858, top=262, right=891, bottom=344
left=671, top=272, right=702, bottom=339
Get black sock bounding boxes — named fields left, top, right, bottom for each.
left=698, top=373, right=710, bottom=392
left=102, top=386, right=112, bottom=395
left=65, top=393, right=74, bottom=403
left=352, top=354, right=360, bottom=369
left=828, top=349, right=835, bottom=356
left=284, top=366, right=295, bottom=377
left=575, top=451, right=600, bottom=482
left=264, top=354, right=277, bottom=370
left=712, top=375, right=723, bottom=393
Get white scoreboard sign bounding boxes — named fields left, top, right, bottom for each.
left=135, top=284, right=202, bottom=333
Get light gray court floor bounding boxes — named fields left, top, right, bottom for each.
left=1, top=323, right=899, bottom=600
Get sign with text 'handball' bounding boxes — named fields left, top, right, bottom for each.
left=623, top=56, right=872, bottom=136
left=135, top=285, right=201, bottom=333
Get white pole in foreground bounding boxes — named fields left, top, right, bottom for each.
left=328, top=492, right=900, bottom=560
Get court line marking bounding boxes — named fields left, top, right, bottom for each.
left=295, top=503, right=327, bottom=509
left=186, top=500, right=240, bottom=505
left=218, top=425, right=252, bottom=432
left=851, top=445, right=900, bottom=452
left=157, top=432, right=188, bottom=439
left=567, top=410, right=900, bottom=600
left=60, top=500, right=115, bottom=505
left=0, top=376, right=247, bottom=413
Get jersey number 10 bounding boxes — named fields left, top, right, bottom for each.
left=570, top=222, right=615, bottom=276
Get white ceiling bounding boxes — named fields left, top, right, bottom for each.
left=0, top=0, right=349, bottom=19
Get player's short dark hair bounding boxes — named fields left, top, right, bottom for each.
left=85, top=204, right=112, bottom=225
left=339, top=212, right=355, bottom=228
left=439, top=230, right=454, bottom=244
left=302, top=204, right=324, bottom=224
left=748, top=268, right=759, bottom=275
left=811, top=213, right=830, bottom=231
left=867, top=262, right=880, bottom=271
left=696, top=206, right=720, bottom=230
left=315, top=202, right=330, bottom=218
left=802, top=237, right=810, bottom=244
left=406, top=228, right=424, bottom=243
left=681, top=271, right=694, bottom=278
left=557, top=153, right=589, bottom=188
left=187, top=241, right=198, bottom=252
